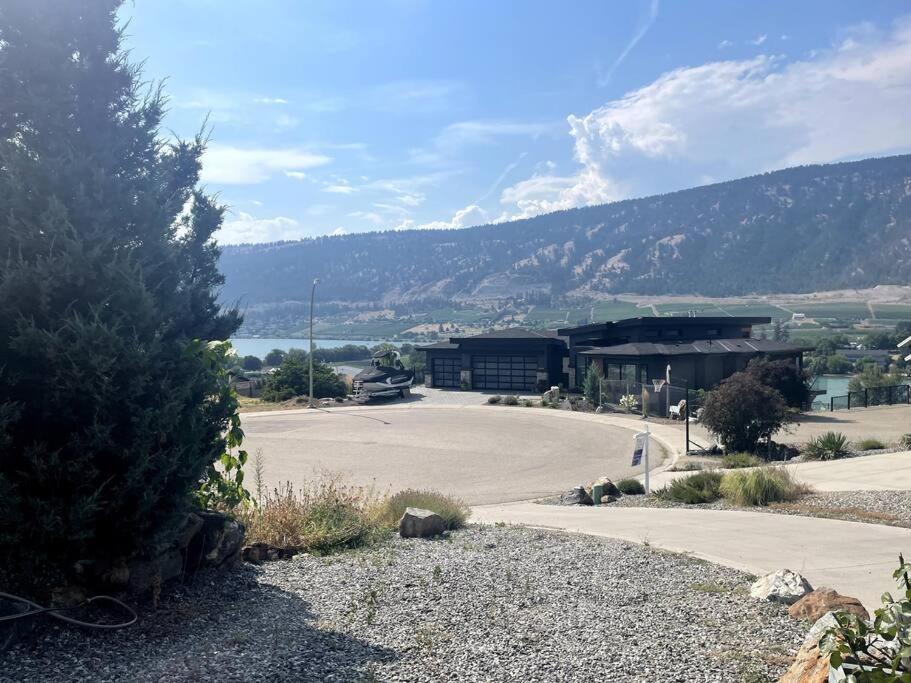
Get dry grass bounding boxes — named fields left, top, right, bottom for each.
left=719, top=467, right=811, bottom=507
left=375, top=489, right=470, bottom=530
left=768, top=502, right=900, bottom=525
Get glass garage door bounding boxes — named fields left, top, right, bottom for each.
left=432, top=357, right=460, bottom=387
left=472, top=355, right=537, bottom=391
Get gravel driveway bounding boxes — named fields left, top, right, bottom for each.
left=5, top=526, right=804, bottom=682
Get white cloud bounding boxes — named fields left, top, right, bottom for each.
left=395, top=204, right=489, bottom=231
left=201, top=145, right=331, bottom=184
left=499, top=17, right=911, bottom=219
left=717, top=39, right=734, bottom=49
left=368, top=79, right=466, bottom=114
left=750, top=34, right=768, bottom=46
left=324, top=184, right=357, bottom=194
left=219, top=212, right=305, bottom=244
left=253, top=97, right=289, bottom=105
left=330, top=227, right=347, bottom=236
left=285, top=171, right=308, bottom=180
left=348, top=210, right=384, bottom=225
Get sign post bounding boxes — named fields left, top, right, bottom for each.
left=631, top=426, right=651, bottom=494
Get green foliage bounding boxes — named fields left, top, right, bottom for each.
left=261, top=353, right=346, bottom=401
left=487, top=395, right=503, bottom=404
left=0, top=3, right=241, bottom=590
left=719, top=467, right=805, bottom=506
left=264, top=348, right=286, bottom=367
left=821, top=555, right=911, bottom=678
left=902, top=434, right=911, bottom=450
left=804, top=432, right=851, bottom=461
left=699, top=373, right=792, bottom=453
left=720, top=453, right=765, bottom=469
left=849, top=364, right=905, bottom=393
left=582, top=363, right=603, bottom=404
left=617, top=478, right=646, bottom=495
left=376, top=489, right=470, bottom=531
left=194, top=411, right=253, bottom=511
left=856, top=438, right=887, bottom=451
left=745, top=357, right=811, bottom=408
left=504, top=394, right=519, bottom=406
left=619, top=394, right=638, bottom=412
left=658, top=471, right=724, bottom=505
left=242, top=354, right=263, bottom=371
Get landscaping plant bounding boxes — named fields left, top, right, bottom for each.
left=744, top=357, right=811, bottom=409
left=504, top=395, right=519, bottom=406
left=261, top=352, right=347, bottom=401
left=0, top=1, right=241, bottom=593
left=720, top=453, right=765, bottom=469
left=718, top=467, right=806, bottom=506
left=582, top=363, right=603, bottom=405
left=856, top=438, right=887, bottom=451
left=804, top=432, right=851, bottom=460
left=699, top=373, right=792, bottom=453
left=487, top=395, right=503, bottom=404
left=902, top=434, right=911, bottom=450
left=619, top=394, right=639, bottom=413
left=821, top=554, right=911, bottom=678
left=658, top=471, right=724, bottom=504
left=377, top=489, right=470, bottom=531
left=617, top=479, right=646, bottom=495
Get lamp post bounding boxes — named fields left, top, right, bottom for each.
left=309, top=278, right=320, bottom=408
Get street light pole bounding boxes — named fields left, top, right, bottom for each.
left=309, top=278, right=320, bottom=408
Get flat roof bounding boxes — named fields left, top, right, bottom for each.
left=415, top=341, right=459, bottom=351
left=558, top=316, right=771, bottom=336
left=579, top=338, right=810, bottom=357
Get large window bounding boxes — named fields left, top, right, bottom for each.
left=604, top=363, right=648, bottom=385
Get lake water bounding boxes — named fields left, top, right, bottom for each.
left=810, top=375, right=851, bottom=410
left=230, top=337, right=400, bottom=358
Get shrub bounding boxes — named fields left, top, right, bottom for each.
left=242, top=478, right=384, bottom=555
left=720, top=453, right=765, bottom=469
left=822, top=555, right=911, bottom=677
left=617, top=478, right=646, bottom=495
left=719, top=467, right=807, bottom=506
left=619, top=394, right=638, bottom=413
left=744, top=357, right=811, bottom=408
left=0, top=6, right=241, bottom=593
left=658, top=471, right=724, bottom=504
left=261, top=354, right=347, bottom=401
left=504, top=395, right=519, bottom=406
left=582, top=363, right=603, bottom=404
left=803, top=432, right=851, bottom=460
left=376, top=489, right=470, bottom=531
left=856, top=437, right=886, bottom=451
left=699, top=373, right=792, bottom=452
left=522, top=399, right=534, bottom=407
left=902, top=434, right=911, bottom=450
left=487, top=395, right=503, bottom=404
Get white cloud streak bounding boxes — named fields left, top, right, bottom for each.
left=201, top=145, right=331, bottom=184
left=597, top=0, right=660, bottom=86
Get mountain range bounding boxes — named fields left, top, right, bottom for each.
left=218, top=154, right=911, bottom=308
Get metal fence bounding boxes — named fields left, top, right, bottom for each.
left=593, top=378, right=699, bottom=419
left=829, top=383, right=909, bottom=411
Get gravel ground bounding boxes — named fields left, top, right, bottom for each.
left=3, top=526, right=803, bottom=683
left=607, top=490, right=911, bottom=527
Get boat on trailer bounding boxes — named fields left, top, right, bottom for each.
left=352, top=349, right=414, bottom=401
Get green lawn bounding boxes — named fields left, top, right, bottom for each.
left=871, top=304, right=911, bottom=320
left=785, top=302, right=872, bottom=320
left=716, top=303, right=791, bottom=319
left=654, top=303, right=729, bottom=316
left=309, top=319, right=417, bottom=338
left=420, top=307, right=491, bottom=323
left=591, top=299, right=646, bottom=321
left=524, top=306, right=591, bottom=326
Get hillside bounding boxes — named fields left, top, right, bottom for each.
left=219, top=155, right=911, bottom=307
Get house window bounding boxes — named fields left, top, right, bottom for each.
left=606, top=363, right=621, bottom=381
left=663, top=329, right=681, bottom=338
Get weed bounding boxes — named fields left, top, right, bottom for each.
left=376, top=489, right=470, bottom=531
left=617, top=478, right=645, bottom=495
left=720, top=452, right=765, bottom=469
left=432, top=565, right=443, bottom=583
left=503, top=395, right=519, bottom=406
left=855, top=437, right=886, bottom=451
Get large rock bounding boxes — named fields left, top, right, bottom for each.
left=559, top=486, right=594, bottom=506
left=399, top=507, right=447, bottom=538
left=779, top=612, right=838, bottom=683
left=242, top=542, right=295, bottom=564
left=591, top=477, right=621, bottom=499
left=788, top=587, right=869, bottom=622
left=750, top=569, right=813, bottom=604
left=197, top=511, right=245, bottom=568
left=128, top=548, right=183, bottom=594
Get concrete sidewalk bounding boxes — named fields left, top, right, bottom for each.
left=472, top=501, right=911, bottom=611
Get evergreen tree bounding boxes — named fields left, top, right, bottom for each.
left=0, top=1, right=240, bottom=589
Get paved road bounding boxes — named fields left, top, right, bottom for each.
left=472, top=502, right=911, bottom=611
left=241, top=405, right=653, bottom=505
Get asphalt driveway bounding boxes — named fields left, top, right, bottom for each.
left=240, top=405, right=648, bottom=504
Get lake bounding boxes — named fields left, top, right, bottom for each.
left=230, top=337, right=400, bottom=358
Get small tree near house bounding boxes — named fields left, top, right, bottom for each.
left=699, top=373, right=791, bottom=453
left=582, top=363, right=603, bottom=405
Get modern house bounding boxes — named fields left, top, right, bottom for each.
left=419, top=316, right=808, bottom=393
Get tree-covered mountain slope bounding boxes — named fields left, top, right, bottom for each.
left=219, top=154, right=911, bottom=306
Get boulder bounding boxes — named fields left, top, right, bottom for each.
left=750, top=569, right=813, bottom=604
left=176, top=512, right=204, bottom=550
left=399, top=507, right=447, bottom=538
left=128, top=548, right=183, bottom=594
left=788, top=587, right=869, bottom=622
left=559, top=486, right=594, bottom=506
left=591, top=477, right=621, bottom=498
left=779, top=612, right=838, bottom=683
left=198, top=511, right=245, bottom=568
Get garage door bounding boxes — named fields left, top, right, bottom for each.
left=472, top=355, right=537, bottom=391
left=432, top=357, right=460, bottom=387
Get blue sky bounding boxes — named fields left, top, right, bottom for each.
left=122, top=1, right=911, bottom=244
